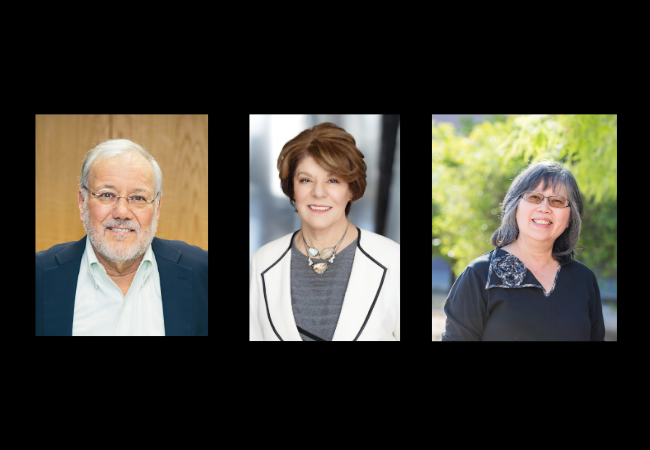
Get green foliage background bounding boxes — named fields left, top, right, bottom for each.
left=432, top=114, right=617, bottom=287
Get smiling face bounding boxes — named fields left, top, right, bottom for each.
left=293, top=156, right=352, bottom=228
left=78, top=153, right=161, bottom=265
left=515, top=180, right=571, bottom=246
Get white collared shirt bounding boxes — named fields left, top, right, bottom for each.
left=72, top=236, right=165, bottom=336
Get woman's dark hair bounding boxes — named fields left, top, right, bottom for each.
left=490, top=160, right=584, bottom=265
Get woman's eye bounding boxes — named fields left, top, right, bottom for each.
left=300, top=178, right=339, bottom=184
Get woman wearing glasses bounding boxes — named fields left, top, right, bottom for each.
left=442, top=160, right=605, bottom=341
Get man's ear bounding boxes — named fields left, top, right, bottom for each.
left=78, top=189, right=85, bottom=223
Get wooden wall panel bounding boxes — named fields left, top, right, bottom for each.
left=35, top=114, right=208, bottom=253
left=35, top=115, right=109, bottom=252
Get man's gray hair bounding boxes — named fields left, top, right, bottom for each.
left=490, top=160, right=584, bottom=265
left=79, top=139, right=163, bottom=203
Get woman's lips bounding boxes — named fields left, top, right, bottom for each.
left=531, top=219, right=552, bottom=228
left=308, top=205, right=332, bottom=214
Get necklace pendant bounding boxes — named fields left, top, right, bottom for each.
left=313, top=262, right=328, bottom=274
left=320, top=247, right=335, bottom=260
left=308, top=247, right=319, bottom=257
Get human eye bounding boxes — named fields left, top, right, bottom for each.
left=100, top=192, right=115, bottom=198
left=550, top=197, right=565, bottom=207
left=130, top=196, right=145, bottom=201
left=299, top=178, right=339, bottom=184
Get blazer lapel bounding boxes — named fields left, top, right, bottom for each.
left=331, top=231, right=387, bottom=341
left=152, top=237, right=193, bottom=336
left=262, top=233, right=303, bottom=341
left=43, top=237, right=86, bottom=336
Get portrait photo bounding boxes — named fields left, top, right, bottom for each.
left=432, top=114, right=617, bottom=341
left=250, top=115, right=400, bottom=341
left=35, top=114, right=208, bottom=336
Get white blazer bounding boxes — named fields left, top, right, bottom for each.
left=250, top=227, right=400, bottom=341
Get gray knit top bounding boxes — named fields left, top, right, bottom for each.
left=290, top=231, right=357, bottom=341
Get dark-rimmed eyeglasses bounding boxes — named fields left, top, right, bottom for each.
left=521, top=191, right=570, bottom=208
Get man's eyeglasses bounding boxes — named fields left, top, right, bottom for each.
left=521, top=191, right=570, bottom=208
left=86, top=186, right=156, bottom=211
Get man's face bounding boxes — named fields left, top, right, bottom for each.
left=78, top=154, right=162, bottom=265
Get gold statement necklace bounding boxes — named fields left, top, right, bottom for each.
left=302, top=224, right=349, bottom=274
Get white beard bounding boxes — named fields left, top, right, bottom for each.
left=82, top=199, right=158, bottom=265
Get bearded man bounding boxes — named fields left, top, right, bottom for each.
left=36, top=139, right=208, bottom=336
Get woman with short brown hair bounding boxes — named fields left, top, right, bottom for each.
left=250, top=123, right=400, bottom=341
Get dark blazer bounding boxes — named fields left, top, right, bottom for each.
left=36, top=235, right=208, bottom=336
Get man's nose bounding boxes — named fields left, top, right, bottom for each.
left=112, top=197, right=135, bottom=216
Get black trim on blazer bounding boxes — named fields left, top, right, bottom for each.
left=297, top=326, right=327, bottom=341
left=354, top=227, right=387, bottom=340
left=260, top=227, right=387, bottom=341
left=260, top=229, right=299, bottom=341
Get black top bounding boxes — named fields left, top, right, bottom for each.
left=442, top=247, right=605, bottom=341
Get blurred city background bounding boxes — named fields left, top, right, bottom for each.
left=432, top=114, right=617, bottom=341
left=250, top=115, right=400, bottom=268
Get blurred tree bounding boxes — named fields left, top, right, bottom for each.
left=485, top=114, right=508, bottom=124
left=499, top=115, right=617, bottom=203
left=432, top=114, right=617, bottom=284
left=458, top=116, right=475, bottom=137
